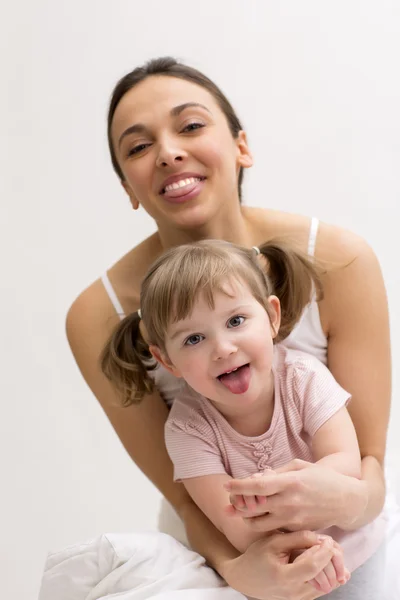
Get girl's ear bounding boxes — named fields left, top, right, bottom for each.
left=149, top=345, right=182, bottom=378
left=267, top=295, right=281, bottom=339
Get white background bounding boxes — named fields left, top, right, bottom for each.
left=1, top=2, right=399, bottom=598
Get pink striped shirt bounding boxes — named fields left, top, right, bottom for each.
left=165, top=345, right=385, bottom=572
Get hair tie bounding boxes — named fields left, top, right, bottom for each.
left=252, top=246, right=260, bottom=255
left=137, top=308, right=142, bottom=319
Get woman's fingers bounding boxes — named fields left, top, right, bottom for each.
left=224, top=473, right=284, bottom=496
left=274, top=459, right=313, bottom=474
left=270, top=530, right=324, bottom=554
left=243, top=510, right=284, bottom=531
left=289, top=538, right=335, bottom=582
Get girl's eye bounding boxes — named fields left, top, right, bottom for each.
left=228, top=315, right=245, bottom=328
left=127, top=143, right=150, bottom=157
left=182, top=122, right=205, bottom=133
left=184, top=334, right=204, bottom=346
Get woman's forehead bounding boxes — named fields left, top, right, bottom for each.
left=111, top=75, right=221, bottom=139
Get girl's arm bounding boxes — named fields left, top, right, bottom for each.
left=183, top=473, right=265, bottom=553
left=311, top=407, right=361, bottom=479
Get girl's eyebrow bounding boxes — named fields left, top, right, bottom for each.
left=168, top=326, right=193, bottom=342
left=118, top=102, right=212, bottom=148
left=168, top=304, right=253, bottom=341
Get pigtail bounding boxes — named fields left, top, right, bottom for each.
left=259, top=241, right=324, bottom=342
left=100, top=312, right=156, bottom=406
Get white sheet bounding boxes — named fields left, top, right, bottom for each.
left=38, top=466, right=400, bottom=600
left=38, top=531, right=245, bottom=600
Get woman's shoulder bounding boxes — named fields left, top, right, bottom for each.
left=66, top=233, right=160, bottom=354
left=244, top=206, right=371, bottom=262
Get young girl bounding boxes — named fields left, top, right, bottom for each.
left=102, top=239, right=386, bottom=599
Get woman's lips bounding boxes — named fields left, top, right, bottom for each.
left=161, top=178, right=206, bottom=203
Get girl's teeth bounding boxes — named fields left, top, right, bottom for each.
left=165, top=177, right=200, bottom=193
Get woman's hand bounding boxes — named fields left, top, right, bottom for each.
left=221, top=530, right=342, bottom=600
left=224, top=460, right=368, bottom=532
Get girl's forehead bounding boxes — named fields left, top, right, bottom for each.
left=174, top=277, right=255, bottom=319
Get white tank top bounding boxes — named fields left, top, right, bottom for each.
left=101, top=218, right=327, bottom=406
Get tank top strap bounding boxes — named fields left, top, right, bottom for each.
left=307, top=217, right=319, bottom=257
left=101, top=272, right=126, bottom=321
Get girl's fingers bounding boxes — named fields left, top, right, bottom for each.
left=256, top=495, right=267, bottom=506
left=244, top=494, right=258, bottom=511
left=312, top=568, right=332, bottom=595
left=230, top=493, right=246, bottom=509
left=307, top=576, right=322, bottom=592
left=330, top=544, right=346, bottom=583
left=290, top=538, right=335, bottom=581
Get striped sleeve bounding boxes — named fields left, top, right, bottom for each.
left=165, top=399, right=227, bottom=482
left=293, top=356, right=351, bottom=437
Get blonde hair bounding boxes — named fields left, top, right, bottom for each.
left=101, top=239, right=323, bottom=406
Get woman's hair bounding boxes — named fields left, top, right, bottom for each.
left=107, top=57, right=245, bottom=201
left=101, top=240, right=324, bottom=407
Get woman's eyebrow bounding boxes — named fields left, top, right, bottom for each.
left=118, top=103, right=212, bottom=148
left=170, top=102, right=212, bottom=117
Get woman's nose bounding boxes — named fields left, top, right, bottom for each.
left=156, top=137, right=187, bottom=168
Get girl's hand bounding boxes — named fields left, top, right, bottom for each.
left=294, top=539, right=350, bottom=594
left=224, top=460, right=367, bottom=531
left=224, top=471, right=271, bottom=517
left=221, top=530, right=341, bottom=600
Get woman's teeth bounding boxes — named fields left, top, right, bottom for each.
left=164, top=177, right=202, bottom=193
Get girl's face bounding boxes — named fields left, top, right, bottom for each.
left=151, top=279, right=280, bottom=421
left=110, top=76, right=253, bottom=230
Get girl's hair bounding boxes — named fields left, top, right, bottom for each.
left=101, top=240, right=324, bottom=407
left=107, top=57, right=245, bottom=202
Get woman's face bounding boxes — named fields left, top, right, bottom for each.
left=110, top=76, right=253, bottom=229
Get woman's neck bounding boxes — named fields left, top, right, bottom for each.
left=156, top=205, right=256, bottom=250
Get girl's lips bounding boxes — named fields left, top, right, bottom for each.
left=161, top=178, right=206, bottom=204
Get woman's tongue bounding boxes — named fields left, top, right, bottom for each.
left=218, top=365, right=250, bottom=394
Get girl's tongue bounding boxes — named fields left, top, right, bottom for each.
left=218, top=364, right=250, bottom=394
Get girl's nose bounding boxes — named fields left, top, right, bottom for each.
left=211, top=338, right=237, bottom=361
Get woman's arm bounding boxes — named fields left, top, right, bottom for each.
left=225, top=226, right=391, bottom=532
left=66, top=282, right=224, bottom=551
left=320, top=225, right=390, bottom=526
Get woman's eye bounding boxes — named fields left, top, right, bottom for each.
left=228, top=315, right=245, bottom=328
left=184, top=334, right=204, bottom=346
left=182, top=122, right=205, bottom=133
left=127, top=143, right=150, bottom=157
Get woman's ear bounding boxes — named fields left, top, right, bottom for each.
left=267, top=295, right=281, bottom=339
left=149, top=345, right=182, bottom=378
left=121, top=180, right=140, bottom=210
left=236, top=130, right=253, bottom=169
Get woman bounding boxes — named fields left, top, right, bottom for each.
left=66, top=57, right=391, bottom=600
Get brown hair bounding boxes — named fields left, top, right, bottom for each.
left=107, top=57, right=245, bottom=201
left=101, top=240, right=323, bottom=407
